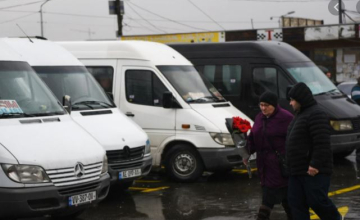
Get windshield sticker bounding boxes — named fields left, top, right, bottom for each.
left=129, top=95, right=135, bottom=99
left=187, top=92, right=205, bottom=99
left=0, top=100, right=24, bottom=115
left=230, top=79, right=236, bottom=83
left=154, top=99, right=159, bottom=104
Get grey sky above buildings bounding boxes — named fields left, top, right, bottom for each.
left=0, top=0, right=359, bottom=41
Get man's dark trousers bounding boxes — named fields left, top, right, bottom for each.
left=288, top=174, right=341, bottom=220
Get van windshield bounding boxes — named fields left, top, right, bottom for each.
left=0, top=61, right=65, bottom=118
left=285, top=62, right=339, bottom=95
left=34, top=66, right=115, bottom=111
left=158, top=66, right=225, bottom=103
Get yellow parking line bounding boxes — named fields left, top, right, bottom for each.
left=129, top=186, right=169, bottom=193
left=232, top=168, right=258, bottom=174
left=134, top=180, right=162, bottom=183
left=310, top=206, right=348, bottom=219
left=328, top=184, right=360, bottom=197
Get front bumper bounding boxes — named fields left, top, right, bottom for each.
left=108, top=155, right=153, bottom=184
left=0, top=173, right=110, bottom=219
left=331, top=132, right=360, bottom=153
left=198, top=146, right=242, bottom=171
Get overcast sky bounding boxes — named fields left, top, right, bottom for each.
left=0, top=0, right=359, bottom=41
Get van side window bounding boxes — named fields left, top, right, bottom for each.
left=86, top=66, right=114, bottom=93
left=126, top=70, right=168, bottom=107
left=222, top=65, right=241, bottom=95
left=200, top=65, right=241, bottom=96
left=252, top=67, right=290, bottom=98
left=252, top=67, right=277, bottom=96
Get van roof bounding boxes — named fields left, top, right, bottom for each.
left=58, top=40, right=192, bottom=66
left=0, top=38, right=26, bottom=62
left=2, top=38, right=83, bottom=66
left=169, top=41, right=311, bottom=63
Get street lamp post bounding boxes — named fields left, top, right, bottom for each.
left=270, top=11, right=295, bottom=27
left=40, top=0, right=50, bottom=37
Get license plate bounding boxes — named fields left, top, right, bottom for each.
left=119, top=168, right=142, bottom=179
left=68, top=191, right=96, bottom=206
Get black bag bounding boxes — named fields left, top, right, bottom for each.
left=266, top=136, right=289, bottom=178
left=274, top=151, right=289, bottom=178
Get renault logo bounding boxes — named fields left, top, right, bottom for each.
left=74, top=163, right=85, bottom=178
left=123, top=146, right=131, bottom=159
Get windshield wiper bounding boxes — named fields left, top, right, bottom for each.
left=73, top=101, right=114, bottom=109
left=314, top=89, right=338, bottom=96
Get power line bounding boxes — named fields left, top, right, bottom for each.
left=343, top=11, right=357, bottom=22
left=0, top=11, right=38, bottom=24
left=125, top=2, right=167, bottom=34
left=127, top=1, right=211, bottom=32
left=124, top=16, right=160, bottom=34
left=0, top=0, right=45, bottom=10
left=187, top=0, right=225, bottom=30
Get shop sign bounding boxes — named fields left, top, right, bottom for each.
left=256, top=29, right=283, bottom=41
left=121, top=32, right=225, bottom=44
left=305, top=25, right=355, bottom=41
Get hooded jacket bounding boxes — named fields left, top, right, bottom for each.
left=248, top=105, right=293, bottom=188
left=286, top=82, right=333, bottom=175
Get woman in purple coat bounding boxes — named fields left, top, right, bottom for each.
left=244, top=92, right=293, bottom=220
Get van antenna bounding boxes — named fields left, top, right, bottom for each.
left=16, top=24, right=33, bottom=43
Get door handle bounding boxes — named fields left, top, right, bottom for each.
left=125, top=112, right=135, bottom=117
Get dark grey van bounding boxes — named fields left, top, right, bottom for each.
left=170, top=41, right=360, bottom=157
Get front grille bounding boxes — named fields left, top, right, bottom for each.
left=110, top=161, right=143, bottom=170
left=352, top=118, right=360, bottom=130
left=46, top=162, right=102, bottom=187
left=106, top=146, right=144, bottom=164
left=58, top=181, right=100, bottom=195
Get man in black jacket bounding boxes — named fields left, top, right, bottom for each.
left=286, top=82, right=341, bottom=220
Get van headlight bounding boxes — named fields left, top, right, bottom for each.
left=101, top=155, right=108, bottom=174
left=145, top=139, right=151, bottom=156
left=1, top=164, right=50, bottom=183
left=330, top=120, right=353, bottom=131
left=210, top=133, right=234, bottom=145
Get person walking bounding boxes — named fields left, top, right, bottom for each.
left=350, top=77, right=360, bottom=178
left=286, top=82, right=341, bottom=220
left=244, top=91, right=293, bottom=220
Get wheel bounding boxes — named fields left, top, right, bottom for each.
left=334, top=149, right=354, bottom=159
left=52, top=209, right=86, bottom=219
left=164, top=144, right=204, bottom=183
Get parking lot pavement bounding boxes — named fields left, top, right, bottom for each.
left=19, top=152, right=360, bottom=220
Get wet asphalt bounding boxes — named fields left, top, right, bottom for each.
left=24, top=152, right=360, bottom=220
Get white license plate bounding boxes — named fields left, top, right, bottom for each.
left=119, top=168, right=142, bottom=179
left=68, top=191, right=96, bottom=206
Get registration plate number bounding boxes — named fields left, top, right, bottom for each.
left=68, top=191, right=96, bottom=206
left=119, top=168, right=142, bottom=179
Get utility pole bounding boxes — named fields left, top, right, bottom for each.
left=339, top=0, right=343, bottom=24
left=40, top=0, right=50, bottom=37
left=115, top=0, right=123, bottom=37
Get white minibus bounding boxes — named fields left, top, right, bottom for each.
left=60, top=40, right=253, bottom=182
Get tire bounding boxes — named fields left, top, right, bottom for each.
left=164, top=144, right=204, bottom=183
left=334, top=149, right=354, bottom=159
left=52, top=209, right=86, bottom=220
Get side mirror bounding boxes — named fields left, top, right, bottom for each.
left=62, top=95, right=72, bottom=114
left=163, top=91, right=173, bottom=109
left=286, top=85, right=293, bottom=101
left=106, top=92, right=114, bottom=101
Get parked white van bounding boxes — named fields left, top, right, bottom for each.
left=4, top=38, right=152, bottom=189
left=0, top=39, right=110, bottom=219
left=60, top=40, right=253, bottom=182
